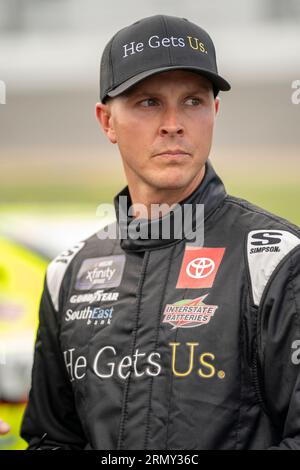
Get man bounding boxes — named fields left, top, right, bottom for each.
left=21, top=15, right=300, bottom=450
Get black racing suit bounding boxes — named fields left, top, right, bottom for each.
left=21, top=160, right=300, bottom=450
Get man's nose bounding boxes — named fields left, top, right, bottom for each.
left=159, top=108, right=184, bottom=136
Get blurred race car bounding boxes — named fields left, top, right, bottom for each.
left=0, top=211, right=111, bottom=449
left=0, top=234, right=47, bottom=449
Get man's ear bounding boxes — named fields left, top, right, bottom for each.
left=95, top=102, right=117, bottom=144
left=214, top=96, right=220, bottom=115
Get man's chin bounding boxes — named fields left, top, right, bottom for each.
left=144, top=166, right=206, bottom=193
left=148, top=176, right=193, bottom=191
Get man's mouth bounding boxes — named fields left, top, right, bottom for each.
left=155, top=149, right=191, bottom=157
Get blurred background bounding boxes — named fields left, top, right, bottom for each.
left=0, top=0, right=299, bottom=450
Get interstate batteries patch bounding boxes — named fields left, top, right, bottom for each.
left=162, top=294, right=218, bottom=329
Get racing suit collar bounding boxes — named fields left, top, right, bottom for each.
left=113, top=159, right=227, bottom=252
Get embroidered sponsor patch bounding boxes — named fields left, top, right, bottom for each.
left=75, top=255, right=125, bottom=290
left=64, top=306, right=114, bottom=326
left=69, top=290, right=119, bottom=304
left=162, top=294, right=218, bottom=329
left=176, top=247, right=225, bottom=289
left=247, top=230, right=300, bottom=306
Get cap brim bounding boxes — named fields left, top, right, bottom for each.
left=107, top=66, right=231, bottom=98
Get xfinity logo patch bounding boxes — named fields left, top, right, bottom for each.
left=75, top=255, right=125, bottom=290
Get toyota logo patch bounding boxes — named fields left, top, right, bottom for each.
left=176, top=247, right=225, bottom=289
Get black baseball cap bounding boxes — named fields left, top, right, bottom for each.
left=100, top=14, right=231, bottom=102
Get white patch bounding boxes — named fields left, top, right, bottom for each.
left=247, top=230, right=300, bottom=306
left=46, top=242, right=85, bottom=311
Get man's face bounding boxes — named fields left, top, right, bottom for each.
left=96, top=70, right=219, bottom=193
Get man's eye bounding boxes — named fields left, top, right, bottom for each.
left=185, top=97, right=202, bottom=106
left=139, top=98, right=159, bottom=107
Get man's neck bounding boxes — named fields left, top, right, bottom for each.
left=127, top=166, right=206, bottom=219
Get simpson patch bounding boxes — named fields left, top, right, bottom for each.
left=247, top=230, right=300, bottom=306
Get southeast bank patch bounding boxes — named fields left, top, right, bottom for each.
left=162, top=294, right=218, bottom=329
left=65, top=306, right=114, bottom=326
left=75, top=255, right=125, bottom=290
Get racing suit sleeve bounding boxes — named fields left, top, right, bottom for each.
left=20, top=277, right=87, bottom=449
left=257, top=246, right=300, bottom=449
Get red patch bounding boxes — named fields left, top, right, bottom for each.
left=176, top=247, right=225, bottom=289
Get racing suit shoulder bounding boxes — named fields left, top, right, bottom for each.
left=223, top=195, right=300, bottom=307
left=224, top=194, right=300, bottom=235
left=46, top=221, right=119, bottom=313
left=46, top=241, right=85, bottom=313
